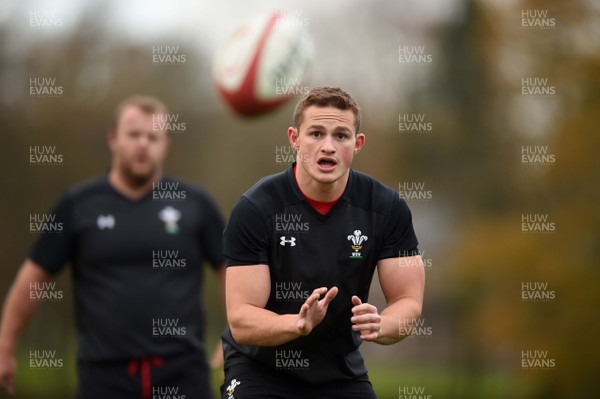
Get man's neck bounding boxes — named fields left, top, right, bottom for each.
left=294, top=165, right=348, bottom=202
left=108, top=168, right=159, bottom=201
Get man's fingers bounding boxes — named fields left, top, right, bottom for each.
left=311, top=287, right=328, bottom=300
left=209, top=340, right=224, bottom=369
left=0, top=375, right=15, bottom=395
left=351, top=313, right=381, bottom=324
left=352, top=322, right=380, bottom=332
left=304, top=287, right=337, bottom=309
left=296, top=287, right=339, bottom=336
left=351, top=295, right=371, bottom=314
left=304, top=288, right=325, bottom=309
left=359, top=331, right=380, bottom=341
left=352, top=301, right=377, bottom=316
left=349, top=295, right=380, bottom=342
left=351, top=319, right=380, bottom=341
left=321, top=286, right=338, bottom=307
left=299, top=303, right=308, bottom=319
left=8, top=375, right=15, bottom=395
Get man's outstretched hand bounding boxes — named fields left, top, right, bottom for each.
left=0, top=349, right=16, bottom=396
left=297, top=287, right=338, bottom=336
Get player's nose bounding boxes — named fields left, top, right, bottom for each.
left=320, top=134, right=336, bottom=153
left=136, top=132, right=153, bottom=148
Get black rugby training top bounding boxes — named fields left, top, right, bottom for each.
left=30, top=175, right=225, bottom=360
left=222, top=163, right=418, bottom=384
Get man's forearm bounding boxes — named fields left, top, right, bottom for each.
left=0, top=262, right=50, bottom=354
left=229, top=304, right=301, bottom=346
left=373, top=298, right=422, bottom=345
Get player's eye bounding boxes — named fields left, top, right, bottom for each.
left=310, top=131, right=321, bottom=138
left=335, top=133, right=348, bottom=140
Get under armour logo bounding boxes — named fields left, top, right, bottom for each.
left=97, top=215, right=115, bottom=230
left=279, top=236, right=296, bottom=246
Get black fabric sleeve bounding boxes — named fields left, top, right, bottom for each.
left=198, top=193, right=227, bottom=270
left=378, top=193, right=419, bottom=260
left=223, top=196, right=270, bottom=266
left=28, top=192, right=75, bottom=275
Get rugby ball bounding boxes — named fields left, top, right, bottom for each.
left=213, top=11, right=314, bottom=117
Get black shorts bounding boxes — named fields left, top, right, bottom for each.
left=221, top=361, right=377, bottom=399
left=77, top=350, right=212, bottom=399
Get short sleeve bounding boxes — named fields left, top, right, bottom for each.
left=28, top=192, right=75, bottom=275
left=223, top=196, right=270, bottom=266
left=198, top=194, right=226, bottom=270
left=378, top=194, right=419, bottom=260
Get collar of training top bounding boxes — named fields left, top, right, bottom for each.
left=285, top=162, right=355, bottom=204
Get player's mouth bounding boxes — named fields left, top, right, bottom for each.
left=134, top=153, right=150, bottom=164
left=317, top=157, right=337, bottom=172
left=130, top=155, right=152, bottom=173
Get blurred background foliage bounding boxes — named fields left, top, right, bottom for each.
left=1, top=0, right=598, bottom=398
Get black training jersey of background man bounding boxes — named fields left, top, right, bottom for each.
left=222, top=163, right=419, bottom=384
left=29, top=175, right=225, bottom=360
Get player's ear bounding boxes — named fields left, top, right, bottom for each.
left=354, top=132, right=365, bottom=154
left=107, top=127, right=117, bottom=151
left=288, top=127, right=299, bottom=150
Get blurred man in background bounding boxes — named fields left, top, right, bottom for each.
left=0, top=95, right=225, bottom=398
left=221, top=87, right=425, bottom=398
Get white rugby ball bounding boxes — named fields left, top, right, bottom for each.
left=213, top=11, right=314, bottom=117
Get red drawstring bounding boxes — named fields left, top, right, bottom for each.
left=128, top=356, right=164, bottom=398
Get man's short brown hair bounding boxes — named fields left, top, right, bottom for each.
left=292, top=87, right=361, bottom=133
left=113, top=95, right=168, bottom=129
